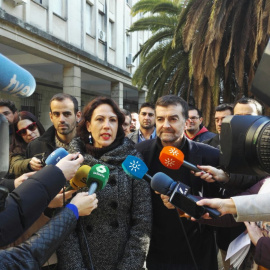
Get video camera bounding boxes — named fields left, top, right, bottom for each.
left=220, top=40, right=270, bottom=177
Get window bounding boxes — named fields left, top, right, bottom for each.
left=53, top=0, right=67, bottom=18
left=126, top=33, right=130, bottom=56
left=85, top=2, right=93, bottom=35
left=108, top=20, right=114, bottom=48
left=98, top=11, right=105, bottom=32
left=126, top=0, right=132, bottom=6
left=98, top=10, right=105, bottom=42
left=33, top=0, right=48, bottom=6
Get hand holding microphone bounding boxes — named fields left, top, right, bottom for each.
left=70, top=192, right=98, bottom=216
left=56, top=153, right=84, bottom=181
left=45, top=148, right=69, bottom=166
left=193, top=165, right=230, bottom=184
left=151, top=172, right=221, bottom=219
left=65, top=165, right=91, bottom=191
left=29, top=157, right=44, bottom=171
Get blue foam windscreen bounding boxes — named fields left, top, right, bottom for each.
left=45, top=148, right=69, bottom=166
left=0, top=54, right=36, bottom=97
left=122, top=155, right=148, bottom=180
left=151, top=172, right=177, bottom=196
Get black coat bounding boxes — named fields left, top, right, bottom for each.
left=0, top=207, right=77, bottom=270
left=0, top=165, right=66, bottom=247
left=136, top=137, right=220, bottom=270
left=26, top=125, right=56, bottom=160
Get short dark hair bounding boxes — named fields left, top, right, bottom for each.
left=0, top=99, right=17, bottom=113
left=10, top=111, right=45, bottom=156
left=121, top=108, right=131, bottom=118
left=156, top=95, right=189, bottom=120
left=77, top=97, right=125, bottom=144
left=50, top=93, right=79, bottom=114
left=215, top=103, right=233, bottom=114
left=188, top=106, right=202, bottom=118
left=139, top=102, right=155, bottom=113
left=234, top=97, right=263, bottom=115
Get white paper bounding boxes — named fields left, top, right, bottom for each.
left=225, top=231, right=251, bottom=269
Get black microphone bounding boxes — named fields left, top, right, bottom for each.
left=151, top=172, right=220, bottom=219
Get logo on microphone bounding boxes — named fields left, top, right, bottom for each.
left=168, top=147, right=179, bottom=156
left=96, top=165, right=107, bottom=174
left=164, top=158, right=175, bottom=168
left=128, top=160, right=141, bottom=172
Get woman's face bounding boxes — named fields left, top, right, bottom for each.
left=86, top=104, right=118, bottom=148
left=17, top=119, right=40, bottom=144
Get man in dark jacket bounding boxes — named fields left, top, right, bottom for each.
left=136, top=95, right=220, bottom=270
left=26, top=93, right=81, bottom=163
left=185, top=106, right=215, bottom=142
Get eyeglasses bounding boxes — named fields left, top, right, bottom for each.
left=16, top=122, right=37, bottom=136
left=188, top=116, right=200, bottom=121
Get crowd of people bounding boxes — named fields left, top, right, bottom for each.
left=0, top=94, right=269, bottom=270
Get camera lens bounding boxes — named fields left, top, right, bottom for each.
left=220, top=115, right=270, bottom=176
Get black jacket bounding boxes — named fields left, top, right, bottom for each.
left=0, top=165, right=66, bottom=247
left=136, top=137, right=220, bottom=269
left=0, top=207, right=77, bottom=270
left=26, top=125, right=56, bottom=160
left=202, top=134, right=261, bottom=251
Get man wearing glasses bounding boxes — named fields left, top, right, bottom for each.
left=185, top=106, right=215, bottom=142
left=128, top=102, right=156, bottom=143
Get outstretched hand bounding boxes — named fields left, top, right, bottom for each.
left=56, top=153, right=84, bottom=180
left=70, top=192, right=98, bottom=216
left=192, top=165, right=229, bottom=183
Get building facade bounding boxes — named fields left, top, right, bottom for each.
left=0, top=0, right=148, bottom=128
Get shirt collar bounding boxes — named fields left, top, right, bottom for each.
left=138, top=128, right=156, bottom=142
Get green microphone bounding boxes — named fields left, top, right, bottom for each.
left=87, top=164, right=110, bottom=195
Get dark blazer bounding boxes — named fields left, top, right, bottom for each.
left=136, top=137, right=220, bottom=197
left=136, top=137, right=220, bottom=269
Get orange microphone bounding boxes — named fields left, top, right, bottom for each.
left=159, top=146, right=202, bottom=172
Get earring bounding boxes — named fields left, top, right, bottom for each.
left=89, top=133, right=92, bottom=144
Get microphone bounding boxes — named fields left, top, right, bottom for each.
left=87, top=164, right=110, bottom=195
left=159, top=146, right=202, bottom=172
left=45, top=148, right=69, bottom=166
left=65, top=165, right=91, bottom=191
left=0, top=54, right=36, bottom=97
left=122, top=155, right=152, bottom=183
left=151, top=172, right=220, bottom=219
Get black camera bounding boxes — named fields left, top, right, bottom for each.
left=170, top=182, right=221, bottom=219
left=0, top=185, right=9, bottom=213
left=220, top=40, right=270, bottom=177
left=33, top=153, right=46, bottom=167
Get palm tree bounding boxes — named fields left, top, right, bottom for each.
left=129, top=0, right=188, bottom=102
left=130, top=0, right=270, bottom=128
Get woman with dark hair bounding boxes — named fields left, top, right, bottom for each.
left=57, top=97, right=152, bottom=270
left=9, top=111, right=45, bottom=178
